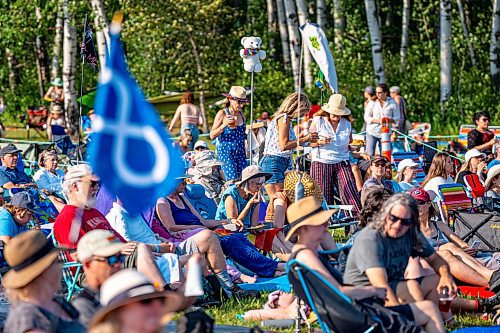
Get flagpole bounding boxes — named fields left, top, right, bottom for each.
left=248, top=71, right=254, bottom=165
left=76, top=14, right=87, bottom=163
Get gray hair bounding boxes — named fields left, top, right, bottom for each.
left=368, top=193, right=422, bottom=248
left=62, top=178, right=79, bottom=197
left=242, top=176, right=265, bottom=193
left=389, top=86, right=400, bottom=94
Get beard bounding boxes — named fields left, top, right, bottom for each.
left=76, top=190, right=97, bottom=209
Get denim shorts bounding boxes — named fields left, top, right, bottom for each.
left=259, top=154, right=292, bottom=184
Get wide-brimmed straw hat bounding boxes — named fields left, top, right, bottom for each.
left=89, top=269, right=184, bottom=328
left=285, top=196, right=334, bottom=241
left=51, top=78, right=63, bottom=87
left=485, top=165, right=500, bottom=189
left=236, top=165, right=271, bottom=186
left=283, top=170, right=323, bottom=203
left=222, top=86, right=249, bottom=103
left=50, top=104, right=63, bottom=114
left=193, top=150, right=223, bottom=176
left=3, top=230, right=60, bottom=289
left=321, top=94, right=351, bottom=116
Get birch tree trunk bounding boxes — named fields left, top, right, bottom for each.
left=440, top=0, right=452, bottom=108
left=400, top=0, right=410, bottom=71
left=491, top=0, right=500, bottom=86
left=63, top=0, right=78, bottom=132
left=364, top=0, right=386, bottom=83
left=51, top=5, right=63, bottom=81
left=296, top=0, right=313, bottom=88
left=35, top=6, right=49, bottom=100
left=266, top=0, right=276, bottom=52
left=284, top=0, right=301, bottom=90
left=276, top=0, right=291, bottom=70
left=5, top=48, right=17, bottom=92
left=188, top=33, right=208, bottom=133
left=333, top=0, right=346, bottom=49
left=90, top=0, right=110, bottom=71
left=316, top=0, right=327, bottom=30
left=456, top=0, right=476, bottom=66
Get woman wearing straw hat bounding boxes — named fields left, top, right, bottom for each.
left=308, top=94, right=362, bottom=213
left=288, top=197, right=446, bottom=332
left=264, top=170, right=337, bottom=261
left=88, top=269, right=184, bottom=333
left=44, top=77, right=65, bottom=112
left=190, top=150, right=226, bottom=200
left=259, top=92, right=318, bottom=198
left=3, top=231, right=86, bottom=333
left=210, top=86, right=249, bottom=181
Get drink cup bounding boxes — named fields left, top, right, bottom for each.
left=227, top=115, right=236, bottom=129
left=438, top=297, right=453, bottom=312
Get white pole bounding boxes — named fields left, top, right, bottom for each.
left=248, top=71, right=254, bottom=164
left=295, top=38, right=304, bottom=169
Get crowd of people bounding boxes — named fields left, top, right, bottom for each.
left=0, top=83, right=498, bottom=333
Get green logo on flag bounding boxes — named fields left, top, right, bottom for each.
left=309, top=36, right=320, bottom=50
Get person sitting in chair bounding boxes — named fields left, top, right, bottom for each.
left=0, top=192, right=35, bottom=244
left=288, top=196, right=446, bottom=333
left=33, top=149, right=65, bottom=200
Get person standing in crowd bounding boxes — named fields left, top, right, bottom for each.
left=390, top=86, right=408, bottom=134
left=467, top=111, right=496, bottom=156
left=210, top=86, right=248, bottom=181
left=455, top=149, right=487, bottom=186
left=396, top=159, right=420, bottom=191
left=260, top=92, right=318, bottom=198
left=361, top=86, right=376, bottom=132
left=0, top=192, right=35, bottom=243
left=43, top=77, right=64, bottom=113
left=46, top=104, right=69, bottom=142
left=257, top=111, right=271, bottom=126
left=421, top=152, right=455, bottom=199
left=3, top=231, right=86, bottom=333
left=72, top=230, right=126, bottom=326
left=169, top=90, right=203, bottom=148
left=308, top=94, right=361, bottom=213
left=364, top=83, right=400, bottom=156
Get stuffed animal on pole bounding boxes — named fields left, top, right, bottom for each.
left=240, top=37, right=266, bottom=72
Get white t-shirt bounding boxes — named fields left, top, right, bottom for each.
left=310, top=116, right=351, bottom=164
left=364, top=98, right=400, bottom=138
left=423, top=176, right=454, bottom=200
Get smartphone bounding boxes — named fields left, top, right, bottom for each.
left=471, top=241, right=481, bottom=249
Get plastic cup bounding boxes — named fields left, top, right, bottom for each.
left=438, top=297, right=453, bottom=312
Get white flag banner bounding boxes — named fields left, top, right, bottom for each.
left=299, top=23, right=338, bottom=93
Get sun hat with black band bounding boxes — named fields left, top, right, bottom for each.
left=3, top=230, right=61, bottom=289
left=89, top=269, right=184, bottom=328
left=222, top=86, right=249, bottom=103
left=236, top=165, right=271, bottom=186
left=284, top=196, right=335, bottom=242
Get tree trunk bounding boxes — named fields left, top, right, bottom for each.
left=456, top=0, right=476, bottom=66
left=35, top=6, right=49, bottom=100
left=316, top=0, right=327, bottom=30
left=5, top=48, right=17, bottom=92
left=63, top=0, right=78, bottom=132
left=364, top=0, right=386, bottom=83
left=385, top=0, right=393, bottom=27
left=52, top=2, right=63, bottom=81
left=90, top=0, right=110, bottom=71
left=296, top=0, right=313, bottom=88
left=440, top=0, right=452, bottom=108
left=333, top=0, right=346, bottom=49
left=283, top=0, right=301, bottom=90
left=276, top=0, right=291, bottom=70
left=188, top=33, right=208, bottom=133
left=400, top=0, right=410, bottom=71
left=491, top=0, right=500, bottom=86
left=266, top=0, right=276, bottom=52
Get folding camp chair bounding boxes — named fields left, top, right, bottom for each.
left=392, top=151, right=426, bottom=184
left=24, top=106, right=48, bottom=139
left=287, top=259, right=381, bottom=333
left=450, top=210, right=500, bottom=252
left=463, top=174, right=486, bottom=199
left=437, top=183, right=472, bottom=226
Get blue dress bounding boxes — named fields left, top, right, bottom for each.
left=216, top=110, right=247, bottom=181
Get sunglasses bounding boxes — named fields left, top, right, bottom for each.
left=373, top=162, right=387, bottom=167
left=93, top=254, right=125, bottom=266
left=417, top=200, right=430, bottom=206
left=139, top=297, right=164, bottom=305
left=195, top=147, right=207, bottom=151
left=388, top=213, right=413, bottom=226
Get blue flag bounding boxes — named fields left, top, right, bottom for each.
left=89, top=21, right=183, bottom=213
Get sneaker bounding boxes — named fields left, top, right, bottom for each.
left=227, top=285, right=260, bottom=299
left=489, top=270, right=500, bottom=293
left=478, top=291, right=500, bottom=312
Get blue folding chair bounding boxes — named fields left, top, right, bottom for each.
left=183, top=184, right=218, bottom=219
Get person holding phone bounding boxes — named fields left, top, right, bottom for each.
left=308, top=94, right=362, bottom=213
left=210, top=86, right=249, bottom=181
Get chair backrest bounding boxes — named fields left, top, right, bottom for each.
left=183, top=184, right=218, bottom=219
left=458, top=125, right=500, bottom=148
left=463, top=174, right=486, bottom=198
left=392, top=151, right=426, bottom=184
left=287, top=259, right=375, bottom=333
left=437, top=183, right=472, bottom=225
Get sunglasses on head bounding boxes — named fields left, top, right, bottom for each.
left=93, top=254, right=125, bottom=266
left=388, top=213, right=413, bottom=226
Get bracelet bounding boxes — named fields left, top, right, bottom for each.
left=155, top=244, right=160, bottom=253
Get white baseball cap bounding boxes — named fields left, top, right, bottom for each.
left=64, top=163, right=99, bottom=182
left=194, top=140, right=208, bottom=149
left=397, top=159, right=419, bottom=171
left=77, top=230, right=125, bottom=262
left=464, top=149, right=486, bottom=163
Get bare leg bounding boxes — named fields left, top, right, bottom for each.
left=274, top=263, right=287, bottom=277
left=408, top=301, right=446, bottom=333
left=264, top=183, right=283, bottom=199
left=136, top=243, right=167, bottom=288
left=192, top=229, right=226, bottom=273
left=396, top=279, right=426, bottom=303
left=437, top=249, right=489, bottom=286
left=351, top=164, right=364, bottom=192
left=439, top=243, right=494, bottom=281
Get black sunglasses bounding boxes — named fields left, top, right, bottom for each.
left=388, top=213, right=413, bottom=226
left=139, top=297, right=164, bottom=305
left=93, top=254, right=125, bottom=266
left=417, top=200, right=430, bottom=206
